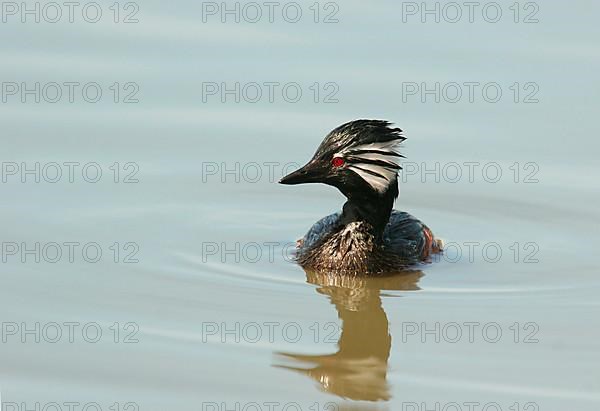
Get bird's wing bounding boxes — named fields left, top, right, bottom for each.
left=299, top=212, right=341, bottom=250
left=383, top=210, right=430, bottom=264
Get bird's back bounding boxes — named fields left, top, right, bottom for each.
left=296, top=210, right=440, bottom=275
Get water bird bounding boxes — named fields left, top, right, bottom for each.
left=279, top=119, right=442, bottom=275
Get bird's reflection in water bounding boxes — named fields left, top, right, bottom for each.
left=275, top=270, right=423, bottom=402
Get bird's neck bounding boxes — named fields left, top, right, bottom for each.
left=339, top=188, right=396, bottom=242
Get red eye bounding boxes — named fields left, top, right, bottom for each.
left=332, top=157, right=345, bottom=168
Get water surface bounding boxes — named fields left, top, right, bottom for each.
left=1, top=1, right=599, bottom=410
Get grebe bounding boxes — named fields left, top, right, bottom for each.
left=279, top=119, right=442, bottom=275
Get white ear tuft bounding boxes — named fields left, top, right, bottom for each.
left=336, top=140, right=402, bottom=192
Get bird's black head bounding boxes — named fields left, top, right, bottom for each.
left=279, top=119, right=405, bottom=201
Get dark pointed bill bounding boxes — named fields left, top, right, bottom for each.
left=279, top=161, right=324, bottom=185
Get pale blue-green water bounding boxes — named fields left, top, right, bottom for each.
left=1, top=1, right=599, bottom=410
